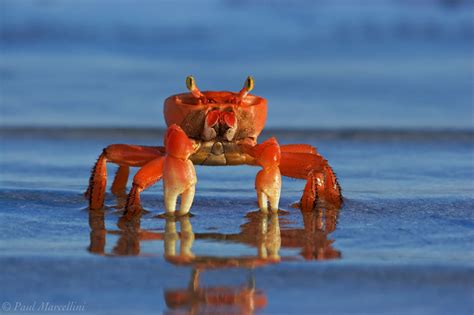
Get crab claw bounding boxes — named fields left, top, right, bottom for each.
left=165, top=125, right=196, bottom=159
left=254, top=138, right=281, bottom=213
left=163, top=125, right=198, bottom=216
left=254, top=137, right=281, bottom=168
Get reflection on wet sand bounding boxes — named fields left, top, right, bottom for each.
left=88, top=208, right=340, bottom=313
left=164, top=269, right=266, bottom=315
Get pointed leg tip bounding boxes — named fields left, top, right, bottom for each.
left=111, top=188, right=127, bottom=197
left=123, top=205, right=142, bottom=220
left=89, top=197, right=106, bottom=211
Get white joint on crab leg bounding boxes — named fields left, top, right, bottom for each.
left=238, top=76, right=254, bottom=100
left=186, top=75, right=206, bottom=100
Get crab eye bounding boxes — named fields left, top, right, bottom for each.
left=244, top=76, right=254, bottom=92
left=186, top=75, right=196, bottom=91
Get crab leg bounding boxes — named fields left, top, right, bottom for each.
left=280, top=144, right=318, bottom=154
left=124, top=156, right=165, bottom=217
left=87, top=144, right=165, bottom=210
left=87, top=153, right=108, bottom=210
left=279, top=151, right=342, bottom=210
left=111, top=165, right=129, bottom=195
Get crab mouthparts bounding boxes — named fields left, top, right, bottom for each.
left=211, top=141, right=225, bottom=155
left=202, top=110, right=237, bottom=141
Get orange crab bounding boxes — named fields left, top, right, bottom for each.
left=86, top=76, right=342, bottom=216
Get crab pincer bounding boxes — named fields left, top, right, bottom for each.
left=123, top=125, right=197, bottom=217
left=162, top=125, right=198, bottom=216
left=254, top=138, right=282, bottom=213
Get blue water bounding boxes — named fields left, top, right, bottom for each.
left=0, top=0, right=473, bottom=128
left=1, top=1, right=474, bottom=314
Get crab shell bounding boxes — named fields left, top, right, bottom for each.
left=164, top=91, right=267, bottom=141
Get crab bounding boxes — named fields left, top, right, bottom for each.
left=86, top=76, right=342, bottom=216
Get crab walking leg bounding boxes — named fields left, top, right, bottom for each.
left=86, top=144, right=165, bottom=210
left=124, top=157, right=165, bottom=217
left=111, top=165, right=130, bottom=195
left=280, top=144, right=318, bottom=154
left=88, top=153, right=108, bottom=210
left=279, top=151, right=342, bottom=210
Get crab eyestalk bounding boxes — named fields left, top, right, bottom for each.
left=186, top=75, right=206, bottom=101
left=238, top=76, right=254, bottom=100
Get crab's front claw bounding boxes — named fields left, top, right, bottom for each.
left=122, top=125, right=197, bottom=218
left=163, top=125, right=198, bottom=216
left=254, top=138, right=282, bottom=213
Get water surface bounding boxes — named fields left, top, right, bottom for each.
left=1, top=128, right=473, bottom=314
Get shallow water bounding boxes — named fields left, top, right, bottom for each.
left=1, top=128, right=473, bottom=314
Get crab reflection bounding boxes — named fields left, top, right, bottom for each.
left=88, top=208, right=340, bottom=313
left=164, top=269, right=266, bottom=315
